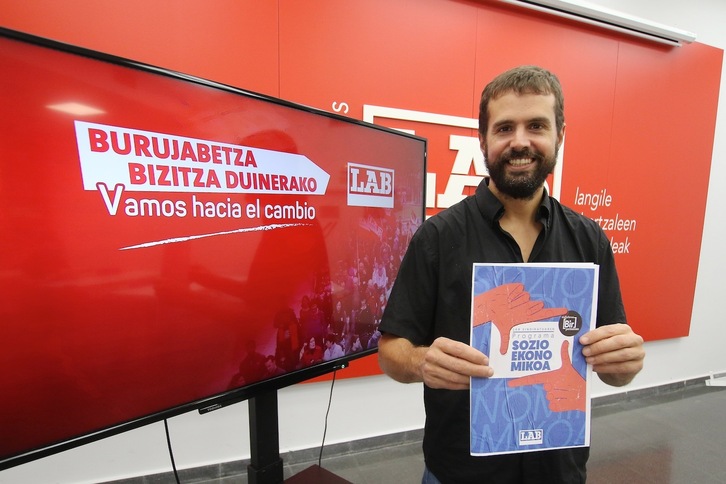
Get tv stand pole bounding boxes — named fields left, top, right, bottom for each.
left=246, top=387, right=352, bottom=484
left=247, top=390, right=284, bottom=484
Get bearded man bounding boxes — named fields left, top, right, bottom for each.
left=378, top=65, right=645, bottom=484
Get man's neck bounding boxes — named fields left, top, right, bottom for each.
left=489, top=182, right=544, bottom=224
left=489, top=181, right=545, bottom=262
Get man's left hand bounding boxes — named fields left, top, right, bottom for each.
left=580, top=323, right=644, bottom=387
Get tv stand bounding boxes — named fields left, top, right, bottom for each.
left=247, top=391, right=284, bottom=484
left=247, top=390, right=351, bottom=484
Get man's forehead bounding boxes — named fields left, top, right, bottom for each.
left=488, top=91, right=556, bottom=119
left=490, top=90, right=556, bottom=105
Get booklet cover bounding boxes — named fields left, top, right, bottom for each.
left=470, top=263, right=599, bottom=456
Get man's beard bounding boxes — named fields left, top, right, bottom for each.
left=485, top=147, right=558, bottom=200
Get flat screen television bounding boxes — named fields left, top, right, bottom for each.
left=0, top=27, right=426, bottom=471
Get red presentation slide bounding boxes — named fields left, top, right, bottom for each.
left=0, top=31, right=425, bottom=467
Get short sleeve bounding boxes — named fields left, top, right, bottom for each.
left=379, top=223, right=439, bottom=346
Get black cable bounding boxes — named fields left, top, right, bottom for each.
left=318, top=369, right=338, bottom=467
left=164, top=418, right=182, bottom=484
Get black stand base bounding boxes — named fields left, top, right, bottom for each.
left=247, top=459, right=284, bottom=484
left=247, top=391, right=351, bottom=484
left=285, top=464, right=352, bottom=483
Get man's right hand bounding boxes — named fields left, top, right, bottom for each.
left=421, top=337, right=494, bottom=390
left=379, top=333, right=493, bottom=389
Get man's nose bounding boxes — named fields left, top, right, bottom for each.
left=510, top=126, right=531, bottom=149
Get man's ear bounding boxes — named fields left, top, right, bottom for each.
left=557, top=124, right=566, bottom=149
left=479, top=132, right=487, bottom=155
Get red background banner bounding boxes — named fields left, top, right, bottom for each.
left=0, top=0, right=722, bottom=412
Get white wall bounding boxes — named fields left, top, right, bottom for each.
left=581, top=0, right=726, bottom=392
left=2, top=1, right=725, bottom=482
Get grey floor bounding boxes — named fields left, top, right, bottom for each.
left=124, top=383, right=726, bottom=483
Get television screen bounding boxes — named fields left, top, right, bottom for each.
left=0, top=28, right=426, bottom=469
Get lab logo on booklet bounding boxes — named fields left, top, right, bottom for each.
left=347, top=162, right=394, bottom=208
left=519, top=429, right=544, bottom=446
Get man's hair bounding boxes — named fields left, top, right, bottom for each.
left=478, top=65, right=564, bottom=137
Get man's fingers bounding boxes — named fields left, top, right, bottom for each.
left=422, top=338, right=492, bottom=389
left=422, top=365, right=473, bottom=389
left=580, top=322, right=639, bottom=346
left=432, top=337, right=488, bottom=365
left=581, top=325, right=644, bottom=360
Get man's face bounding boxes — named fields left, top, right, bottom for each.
left=481, top=92, right=564, bottom=200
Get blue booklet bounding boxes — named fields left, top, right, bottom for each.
left=470, top=263, right=598, bottom=456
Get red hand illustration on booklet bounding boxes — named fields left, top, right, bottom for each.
left=507, top=340, right=586, bottom=412
left=472, top=282, right=567, bottom=354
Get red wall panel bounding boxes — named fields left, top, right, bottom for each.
left=0, top=0, right=280, bottom=96
left=0, top=0, right=721, bottom=345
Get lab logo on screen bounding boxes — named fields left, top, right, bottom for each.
left=347, top=162, right=394, bottom=208
left=519, top=429, right=544, bottom=446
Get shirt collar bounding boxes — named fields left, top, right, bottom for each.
left=475, top=178, right=552, bottom=228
